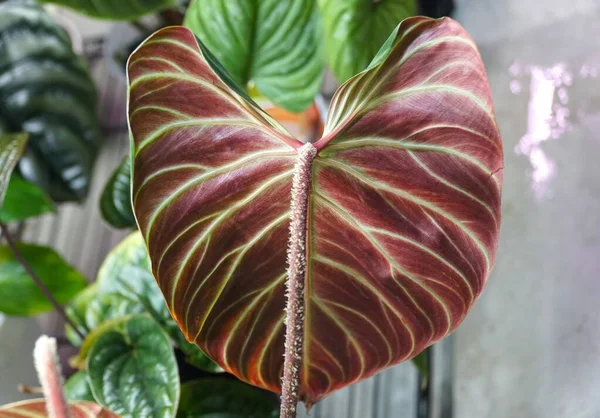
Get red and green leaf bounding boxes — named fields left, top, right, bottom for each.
left=0, top=400, right=120, bottom=418
left=127, top=17, right=503, bottom=404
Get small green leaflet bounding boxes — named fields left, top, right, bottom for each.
left=64, top=371, right=95, bottom=402
left=87, top=315, right=180, bottom=418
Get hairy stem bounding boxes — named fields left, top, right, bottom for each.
left=281, top=143, right=317, bottom=418
left=0, top=222, right=86, bottom=341
left=34, top=335, right=72, bottom=418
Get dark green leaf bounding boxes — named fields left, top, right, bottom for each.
left=0, top=175, right=54, bottom=222
left=100, top=156, right=136, bottom=229
left=0, top=133, right=28, bottom=206
left=64, top=371, right=95, bottom=402
left=177, top=378, right=279, bottom=418
left=37, top=0, right=176, bottom=20
left=87, top=315, right=180, bottom=418
left=184, top=0, right=324, bottom=112
left=319, top=0, right=417, bottom=81
left=0, top=244, right=87, bottom=316
left=0, top=0, right=102, bottom=202
left=170, top=324, right=223, bottom=373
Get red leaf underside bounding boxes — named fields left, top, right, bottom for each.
left=127, top=17, right=503, bottom=404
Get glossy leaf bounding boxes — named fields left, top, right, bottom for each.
left=0, top=244, right=87, bottom=316
left=0, top=175, right=54, bottom=223
left=0, top=400, right=120, bottom=418
left=64, top=371, right=95, bottom=402
left=183, top=0, right=324, bottom=112
left=87, top=315, right=180, bottom=418
left=127, top=18, right=503, bottom=403
left=0, top=133, right=28, bottom=206
left=177, top=379, right=279, bottom=418
left=0, top=0, right=102, bottom=202
left=319, top=0, right=416, bottom=82
left=37, top=0, right=176, bottom=20
left=100, top=157, right=136, bottom=229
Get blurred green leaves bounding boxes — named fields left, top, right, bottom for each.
left=36, top=0, right=176, bottom=20
left=0, top=244, right=86, bottom=315
left=100, top=157, right=136, bottom=229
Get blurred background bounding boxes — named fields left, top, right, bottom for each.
left=1, top=0, right=599, bottom=417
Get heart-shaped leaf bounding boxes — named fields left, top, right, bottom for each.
left=183, top=0, right=324, bottom=112
left=64, top=371, right=95, bottom=402
left=37, top=0, right=176, bottom=20
left=0, top=133, right=28, bottom=206
left=0, top=175, right=54, bottom=223
left=127, top=18, right=503, bottom=403
left=0, top=244, right=87, bottom=316
left=0, top=400, right=120, bottom=418
left=87, top=315, right=180, bottom=418
left=177, top=379, right=279, bottom=418
left=319, top=0, right=417, bottom=82
left=0, top=0, right=102, bottom=202
left=100, top=157, right=136, bottom=229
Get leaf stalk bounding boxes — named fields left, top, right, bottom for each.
left=281, top=143, right=317, bottom=418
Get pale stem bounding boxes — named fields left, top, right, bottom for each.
left=280, top=143, right=317, bottom=418
left=33, top=335, right=73, bottom=418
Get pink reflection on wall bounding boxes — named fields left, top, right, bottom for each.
left=511, top=62, right=575, bottom=199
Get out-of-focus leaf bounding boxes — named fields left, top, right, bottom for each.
left=0, top=175, right=54, bottom=222
left=65, top=284, right=144, bottom=347
left=100, top=157, right=136, bottom=229
left=0, top=399, right=120, bottom=417
left=319, top=0, right=417, bottom=81
left=0, top=244, right=87, bottom=316
left=0, top=133, right=28, bottom=205
left=0, top=0, right=102, bottom=202
left=177, top=379, right=279, bottom=418
left=37, top=0, right=176, bottom=20
left=411, top=348, right=429, bottom=376
left=87, top=315, right=179, bottom=418
left=128, top=18, right=503, bottom=404
left=183, top=0, right=324, bottom=112
left=64, top=371, right=95, bottom=402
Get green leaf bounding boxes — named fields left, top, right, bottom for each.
left=64, top=371, right=95, bottom=402
left=0, top=133, right=28, bottom=206
left=36, top=0, right=176, bottom=20
left=87, top=315, right=180, bottom=418
left=94, top=232, right=221, bottom=372
left=65, top=284, right=144, bottom=346
left=177, top=378, right=279, bottom=418
left=0, top=175, right=54, bottom=222
left=184, top=0, right=324, bottom=112
left=0, top=0, right=102, bottom=202
left=100, top=156, right=136, bottom=229
left=319, top=0, right=417, bottom=81
left=0, top=244, right=87, bottom=316
left=411, top=348, right=429, bottom=376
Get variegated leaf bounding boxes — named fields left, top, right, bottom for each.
left=127, top=17, right=503, bottom=404
left=0, top=400, right=120, bottom=418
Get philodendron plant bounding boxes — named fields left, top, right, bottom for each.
left=128, top=15, right=503, bottom=418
